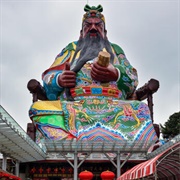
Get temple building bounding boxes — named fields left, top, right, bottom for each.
left=0, top=105, right=179, bottom=180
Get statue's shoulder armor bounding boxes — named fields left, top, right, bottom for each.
left=63, top=41, right=77, bottom=52
left=111, top=43, right=125, bottom=55
left=55, top=41, right=77, bottom=60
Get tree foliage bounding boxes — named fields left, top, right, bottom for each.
left=160, top=111, right=180, bottom=139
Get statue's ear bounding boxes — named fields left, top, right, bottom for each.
left=104, top=29, right=107, bottom=35
left=80, top=30, right=83, bottom=38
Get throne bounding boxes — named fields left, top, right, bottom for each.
left=27, top=78, right=160, bottom=140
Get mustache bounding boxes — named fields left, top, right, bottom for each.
left=89, top=29, right=98, bottom=33
left=84, top=31, right=101, bottom=39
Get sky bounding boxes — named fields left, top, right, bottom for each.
left=1, top=0, right=179, bottom=132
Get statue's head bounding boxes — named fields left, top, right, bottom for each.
left=81, top=4, right=107, bottom=39
left=72, top=5, right=114, bottom=66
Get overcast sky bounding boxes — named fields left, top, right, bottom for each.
left=1, top=0, right=179, bottom=132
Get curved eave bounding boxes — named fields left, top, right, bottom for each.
left=0, top=105, right=46, bottom=162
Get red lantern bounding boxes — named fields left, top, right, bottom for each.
left=30, top=167, right=36, bottom=173
left=46, top=167, right=51, bottom=173
left=54, top=167, right=58, bottom=173
left=79, top=170, right=93, bottom=180
left=61, top=167, right=65, bottom=174
left=100, top=170, right=115, bottom=180
left=68, top=167, right=73, bottom=174
left=39, top=167, right=43, bottom=173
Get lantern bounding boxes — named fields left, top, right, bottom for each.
left=46, top=167, right=51, bottom=173
left=54, top=167, right=58, bottom=173
left=39, top=167, right=43, bottom=173
left=30, top=167, right=36, bottom=173
left=100, top=170, right=115, bottom=180
left=79, top=170, right=93, bottom=180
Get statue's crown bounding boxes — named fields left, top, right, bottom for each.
left=82, top=4, right=105, bottom=23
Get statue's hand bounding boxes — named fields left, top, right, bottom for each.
left=91, top=61, right=118, bottom=83
left=58, top=62, right=76, bottom=88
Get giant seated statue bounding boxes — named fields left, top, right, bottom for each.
left=27, top=5, right=160, bottom=142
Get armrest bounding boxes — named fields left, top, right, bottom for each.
left=27, top=79, right=48, bottom=102
left=128, top=79, right=160, bottom=123
left=136, top=78, right=159, bottom=101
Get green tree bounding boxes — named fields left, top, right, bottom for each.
left=160, top=112, right=180, bottom=139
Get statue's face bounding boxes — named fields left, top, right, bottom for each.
left=82, top=17, right=105, bottom=39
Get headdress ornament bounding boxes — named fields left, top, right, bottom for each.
left=82, top=4, right=105, bottom=23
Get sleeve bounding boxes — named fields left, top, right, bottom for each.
left=42, top=42, right=75, bottom=100
left=112, top=44, right=138, bottom=99
left=43, top=70, right=64, bottom=100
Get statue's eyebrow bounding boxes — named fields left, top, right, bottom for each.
left=84, top=20, right=91, bottom=24
left=84, top=20, right=103, bottom=25
left=95, top=21, right=103, bottom=25
left=84, top=19, right=102, bottom=24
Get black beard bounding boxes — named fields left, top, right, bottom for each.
left=71, top=32, right=114, bottom=73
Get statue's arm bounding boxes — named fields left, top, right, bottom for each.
left=42, top=69, right=64, bottom=100
left=112, top=44, right=138, bottom=98
left=115, top=55, right=138, bottom=97
left=42, top=45, right=74, bottom=100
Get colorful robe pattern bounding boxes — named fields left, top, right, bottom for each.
left=29, top=41, right=158, bottom=142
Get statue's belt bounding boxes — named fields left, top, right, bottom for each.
left=70, top=86, right=120, bottom=98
